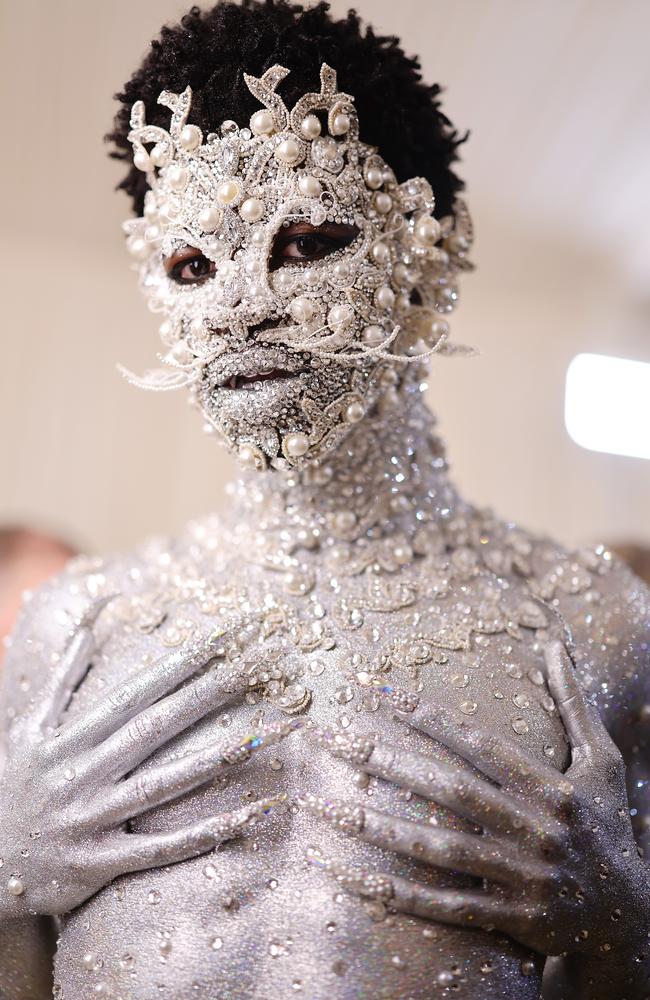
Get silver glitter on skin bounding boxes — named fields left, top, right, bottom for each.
left=1, top=63, right=650, bottom=1000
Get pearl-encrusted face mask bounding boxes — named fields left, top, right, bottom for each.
left=122, top=63, right=473, bottom=470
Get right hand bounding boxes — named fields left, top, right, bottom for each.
left=0, top=598, right=295, bottom=917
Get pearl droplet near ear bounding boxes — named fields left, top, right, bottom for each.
left=284, top=433, right=310, bottom=458
left=330, top=113, right=350, bottom=136
left=374, top=286, right=395, bottom=310
left=199, top=205, right=222, bottom=233
left=365, top=166, right=384, bottom=190
left=275, top=138, right=302, bottom=165
left=374, top=192, right=393, bottom=215
left=298, top=175, right=322, bottom=197
left=301, top=115, right=322, bottom=140
left=167, top=164, right=188, bottom=191
left=216, top=180, right=241, bottom=206
left=371, top=241, right=391, bottom=265
left=240, top=198, right=265, bottom=223
left=344, top=401, right=365, bottom=423
left=179, top=124, right=202, bottom=151
left=133, top=150, right=151, bottom=172
left=250, top=110, right=275, bottom=136
left=414, top=215, right=442, bottom=247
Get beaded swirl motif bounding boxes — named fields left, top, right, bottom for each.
left=123, top=63, right=473, bottom=469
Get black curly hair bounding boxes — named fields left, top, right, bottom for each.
left=106, top=0, right=466, bottom=219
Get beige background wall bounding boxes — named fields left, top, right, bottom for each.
left=1, top=0, right=649, bottom=556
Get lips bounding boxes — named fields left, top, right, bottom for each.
left=222, top=368, right=296, bottom=390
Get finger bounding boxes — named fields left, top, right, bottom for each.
left=92, top=719, right=302, bottom=825
left=305, top=846, right=531, bottom=935
left=55, top=624, right=249, bottom=752
left=299, top=793, right=544, bottom=887
left=379, top=684, right=556, bottom=794
left=103, top=795, right=286, bottom=874
left=543, top=641, right=607, bottom=757
left=85, top=663, right=253, bottom=780
left=35, top=595, right=115, bottom=732
left=311, top=727, right=547, bottom=838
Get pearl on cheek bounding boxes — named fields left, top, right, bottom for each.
left=198, top=205, right=222, bottom=233
left=167, top=164, right=188, bottom=191
left=327, top=304, right=354, bottom=330
left=275, top=138, right=302, bottom=165
left=362, top=325, right=385, bottom=347
left=127, top=237, right=149, bottom=260
left=344, top=401, right=365, bottom=423
left=371, top=241, right=391, bottom=265
left=289, top=297, right=315, bottom=323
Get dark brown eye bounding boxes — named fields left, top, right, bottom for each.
left=270, top=223, right=359, bottom=270
left=167, top=252, right=217, bottom=285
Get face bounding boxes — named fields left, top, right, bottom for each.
left=124, top=64, right=472, bottom=470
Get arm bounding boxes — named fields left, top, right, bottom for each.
left=301, top=641, right=650, bottom=999
left=0, top=593, right=296, bottom=991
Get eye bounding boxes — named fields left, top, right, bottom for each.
left=270, top=223, right=359, bottom=270
left=165, top=250, right=217, bottom=286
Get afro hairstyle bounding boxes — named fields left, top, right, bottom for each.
left=106, top=0, right=466, bottom=219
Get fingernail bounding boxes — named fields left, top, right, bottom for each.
left=304, top=847, right=394, bottom=901
left=222, top=718, right=303, bottom=764
left=377, top=683, right=420, bottom=713
left=310, top=727, right=374, bottom=766
left=297, top=792, right=365, bottom=835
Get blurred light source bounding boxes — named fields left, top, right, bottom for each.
left=565, top=353, right=650, bottom=461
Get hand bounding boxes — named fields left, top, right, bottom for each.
left=300, top=640, right=650, bottom=964
left=0, top=598, right=295, bottom=917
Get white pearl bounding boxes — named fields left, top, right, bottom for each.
left=216, top=180, right=241, bottom=205
left=133, top=149, right=151, bottom=172
left=365, top=166, right=384, bottom=189
left=251, top=229, right=266, bottom=247
left=303, top=267, right=320, bottom=285
left=327, top=304, right=354, bottom=330
left=150, top=142, right=171, bottom=167
left=144, top=224, right=161, bottom=244
left=275, top=138, right=302, bottom=165
left=429, top=318, right=449, bottom=339
left=392, top=263, right=410, bottom=285
left=333, top=261, right=351, bottom=280
left=245, top=257, right=261, bottom=274
left=285, top=432, right=310, bottom=457
left=160, top=199, right=180, bottom=220
left=345, top=401, right=365, bottom=423
left=414, top=215, right=442, bottom=246
left=362, top=325, right=385, bottom=347
left=240, top=197, right=265, bottom=222
left=7, top=877, right=24, bottom=896
left=169, top=341, right=194, bottom=364
left=301, top=115, right=321, bottom=139
left=274, top=270, right=294, bottom=292
left=179, top=124, right=202, bottom=151
left=371, top=241, right=390, bottom=264
left=238, top=444, right=258, bottom=468
left=159, top=320, right=174, bottom=343
left=375, top=285, right=395, bottom=310
left=127, top=236, right=149, bottom=260
left=374, top=192, right=393, bottom=215
left=190, top=317, right=207, bottom=339
left=251, top=110, right=275, bottom=135
left=219, top=259, right=237, bottom=279
left=247, top=282, right=265, bottom=299
left=167, top=164, right=188, bottom=191
left=289, top=296, right=315, bottom=323
left=198, top=205, right=221, bottom=232
left=396, top=292, right=411, bottom=312
left=298, top=174, right=322, bottom=197
left=331, top=112, right=351, bottom=136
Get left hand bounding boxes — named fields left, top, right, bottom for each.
left=300, top=640, right=650, bottom=959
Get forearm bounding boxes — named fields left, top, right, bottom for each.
left=0, top=914, right=55, bottom=999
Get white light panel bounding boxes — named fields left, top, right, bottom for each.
left=565, top=353, right=650, bottom=460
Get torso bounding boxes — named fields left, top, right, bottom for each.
left=6, top=408, right=650, bottom=999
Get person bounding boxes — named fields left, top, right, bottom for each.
left=1, top=3, right=649, bottom=997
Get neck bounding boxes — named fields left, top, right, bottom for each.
left=224, top=388, right=462, bottom=550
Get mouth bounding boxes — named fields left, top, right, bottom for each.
left=221, top=368, right=298, bottom=390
